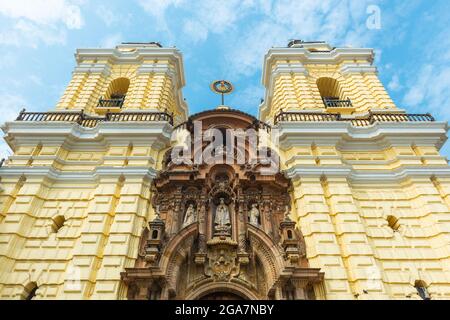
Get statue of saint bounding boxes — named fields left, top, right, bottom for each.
left=182, top=204, right=196, bottom=227
left=214, top=198, right=231, bottom=232
left=249, top=203, right=260, bottom=225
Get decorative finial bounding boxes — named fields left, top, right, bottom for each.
left=210, top=80, right=234, bottom=107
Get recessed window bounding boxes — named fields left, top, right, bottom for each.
left=51, top=215, right=65, bottom=234
left=415, top=280, right=431, bottom=300
left=106, top=77, right=130, bottom=100
left=317, top=77, right=342, bottom=98
left=24, top=282, right=38, bottom=300
left=98, top=77, right=130, bottom=109
left=386, top=215, right=400, bottom=232
left=316, top=77, right=351, bottom=108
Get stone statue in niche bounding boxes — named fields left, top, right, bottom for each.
left=249, top=203, right=260, bottom=226
left=284, top=204, right=291, bottom=221
left=214, top=198, right=231, bottom=235
left=182, top=204, right=196, bottom=227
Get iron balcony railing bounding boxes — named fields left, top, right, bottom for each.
left=274, top=110, right=435, bottom=126
left=322, top=97, right=353, bottom=108
left=97, top=97, right=125, bottom=109
left=15, top=109, right=174, bottom=127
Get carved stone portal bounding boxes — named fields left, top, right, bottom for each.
left=121, top=109, right=324, bottom=300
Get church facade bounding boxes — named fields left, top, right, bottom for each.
left=0, top=41, right=450, bottom=300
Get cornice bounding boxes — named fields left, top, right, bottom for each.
left=276, top=121, right=449, bottom=150
left=0, top=166, right=159, bottom=182
left=75, top=47, right=186, bottom=86
left=340, top=63, right=378, bottom=75
left=1, top=121, right=173, bottom=151
left=262, top=47, right=374, bottom=87
left=284, top=165, right=450, bottom=184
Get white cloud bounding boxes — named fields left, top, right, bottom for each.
left=0, top=52, right=17, bottom=69
left=139, top=0, right=380, bottom=78
left=403, top=64, right=450, bottom=118
left=0, top=0, right=84, bottom=47
left=0, top=93, right=28, bottom=158
left=0, top=20, right=66, bottom=48
left=95, top=4, right=119, bottom=27
left=0, top=0, right=84, bottom=29
left=183, top=20, right=208, bottom=43
left=0, top=93, right=28, bottom=124
left=138, top=0, right=184, bottom=31
left=388, top=74, right=402, bottom=92
left=229, top=84, right=265, bottom=114
left=224, top=21, right=287, bottom=78
left=221, top=0, right=379, bottom=78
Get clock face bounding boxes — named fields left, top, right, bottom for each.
left=210, top=80, right=234, bottom=95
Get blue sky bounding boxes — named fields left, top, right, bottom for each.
left=0, top=0, right=449, bottom=160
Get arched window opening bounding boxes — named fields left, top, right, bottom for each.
left=23, top=282, right=38, bottom=300
left=98, top=77, right=130, bottom=109
left=316, top=77, right=352, bottom=109
left=151, top=230, right=158, bottom=239
left=415, top=280, right=431, bottom=300
left=387, top=215, right=400, bottom=232
left=51, top=215, right=65, bottom=234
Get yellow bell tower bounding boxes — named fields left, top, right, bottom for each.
left=0, top=42, right=186, bottom=299
left=263, top=40, right=450, bottom=300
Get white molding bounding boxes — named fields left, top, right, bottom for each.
left=1, top=121, right=173, bottom=152
left=276, top=121, right=449, bottom=150
left=340, top=63, right=378, bottom=75
left=75, top=47, right=186, bottom=85
left=73, top=63, right=112, bottom=77
left=0, top=166, right=159, bottom=182
left=284, top=165, right=450, bottom=183
left=262, top=47, right=374, bottom=87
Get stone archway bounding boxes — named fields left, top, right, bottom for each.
left=199, top=292, right=245, bottom=300
left=186, top=282, right=258, bottom=300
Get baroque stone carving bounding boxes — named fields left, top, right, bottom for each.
left=214, top=198, right=231, bottom=236
left=182, top=204, right=196, bottom=227
left=249, top=203, right=260, bottom=226
left=121, top=109, right=324, bottom=300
